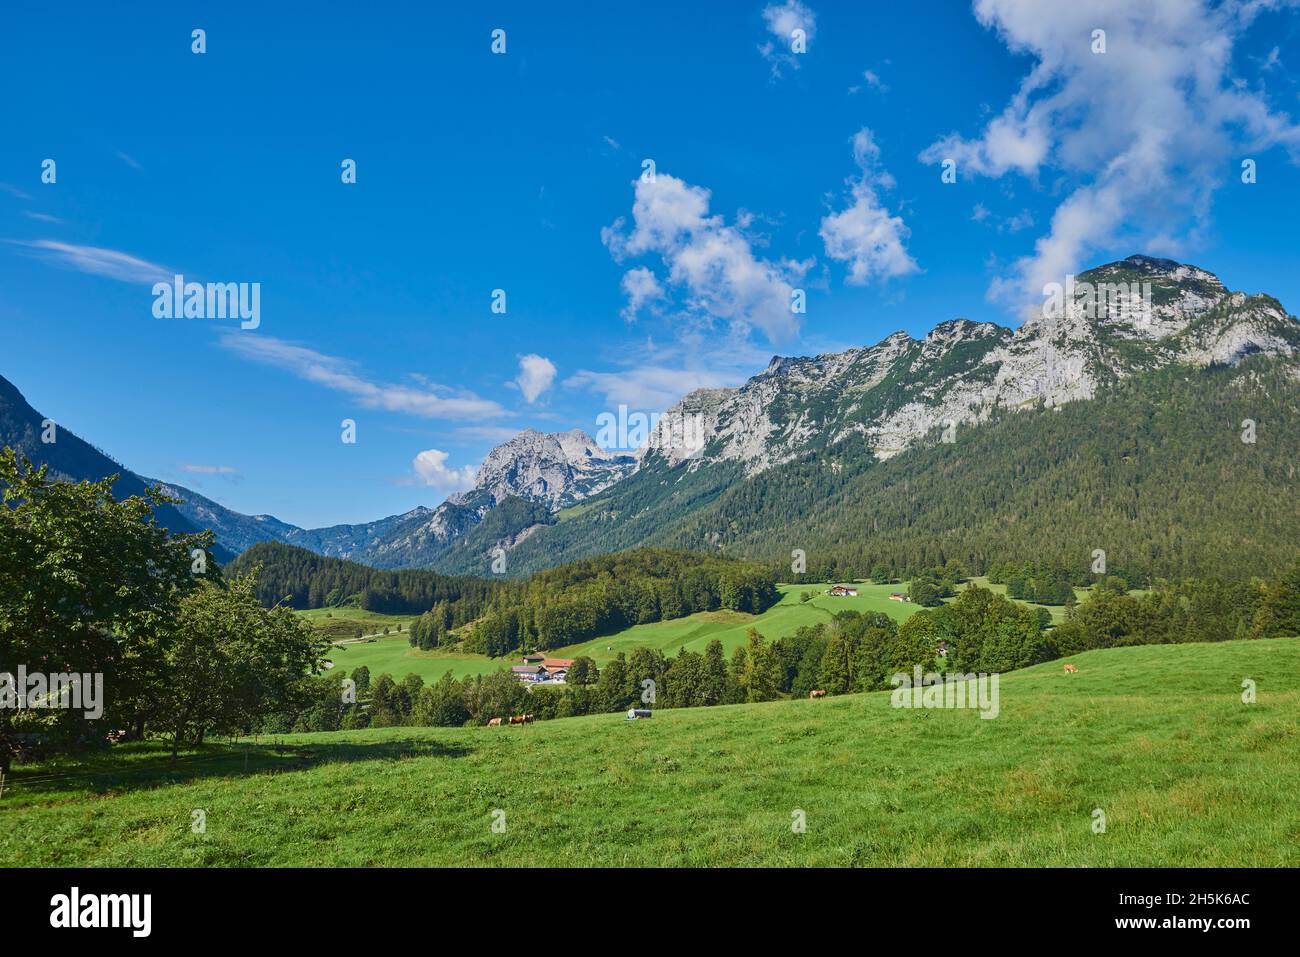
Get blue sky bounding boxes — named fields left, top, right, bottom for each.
left=3, top=0, right=1299, bottom=528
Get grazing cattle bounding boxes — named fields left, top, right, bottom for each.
left=487, top=717, right=504, bottom=727
left=1063, top=663, right=1079, bottom=674
left=809, top=689, right=827, bottom=699
left=523, top=713, right=535, bottom=723
left=509, top=715, right=527, bottom=724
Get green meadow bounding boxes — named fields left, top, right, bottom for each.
left=308, top=580, right=1085, bottom=684
left=4, top=637, right=1296, bottom=867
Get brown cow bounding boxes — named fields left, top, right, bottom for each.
left=487, top=717, right=504, bottom=727
left=509, top=715, right=526, bottom=724
left=1063, top=663, right=1078, bottom=674
left=809, top=689, right=827, bottom=699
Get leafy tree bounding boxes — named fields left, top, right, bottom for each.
left=155, top=573, right=328, bottom=756
left=908, top=574, right=943, bottom=607
left=412, top=673, right=471, bottom=727
left=596, top=653, right=630, bottom=711
left=567, top=656, right=598, bottom=686
left=350, top=665, right=371, bottom=696
left=0, top=451, right=210, bottom=769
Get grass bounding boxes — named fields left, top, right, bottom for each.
left=3, top=637, right=1297, bottom=866
left=325, top=640, right=504, bottom=682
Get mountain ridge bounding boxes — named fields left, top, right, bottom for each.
left=4, top=254, right=1296, bottom=576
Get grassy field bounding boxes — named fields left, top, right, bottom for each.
left=325, top=639, right=503, bottom=682
left=3, top=637, right=1296, bottom=866
left=298, top=607, right=419, bottom=640
left=551, top=581, right=923, bottom=662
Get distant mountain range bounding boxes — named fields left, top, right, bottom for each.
left=5, top=255, right=1298, bottom=580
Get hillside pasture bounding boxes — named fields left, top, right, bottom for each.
left=3, top=638, right=1296, bottom=867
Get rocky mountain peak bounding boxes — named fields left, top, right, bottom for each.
left=460, top=426, right=635, bottom=510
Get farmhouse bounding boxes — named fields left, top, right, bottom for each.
left=828, top=585, right=859, bottom=597
left=541, top=658, right=574, bottom=676
left=889, top=593, right=911, bottom=602
left=514, top=657, right=575, bottom=684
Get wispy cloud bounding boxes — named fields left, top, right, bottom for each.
left=455, top=424, right=527, bottom=444
left=0, top=182, right=33, bottom=201
left=7, top=239, right=172, bottom=283
left=115, top=150, right=143, bottom=171
left=218, top=332, right=508, bottom=420
left=565, top=364, right=735, bottom=413
left=22, top=211, right=63, bottom=224
left=758, top=0, right=817, bottom=79
left=178, top=463, right=240, bottom=475
left=850, top=68, right=889, bottom=95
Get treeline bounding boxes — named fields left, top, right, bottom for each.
left=1050, top=565, right=1300, bottom=653
left=0, top=451, right=328, bottom=770
left=227, top=540, right=503, bottom=615
left=414, top=549, right=779, bottom=657
left=276, top=562, right=1300, bottom=735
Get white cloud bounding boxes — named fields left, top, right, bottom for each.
left=620, top=266, right=665, bottom=322
left=920, top=0, right=1300, bottom=310
left=411, top=448, right=477, bottom=493
left=603, top=172, right=809, bottom=343
left=9, top=239, right=172, bottom=283
left=218, top=333, right=507, bottom=420
left=23, top=211, right=63, bottom=224
left=514, top=354, right=557, bottom=403
left=820, top=127, right=919, bottom=285
left=758, top=0, right=817, bottom=77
